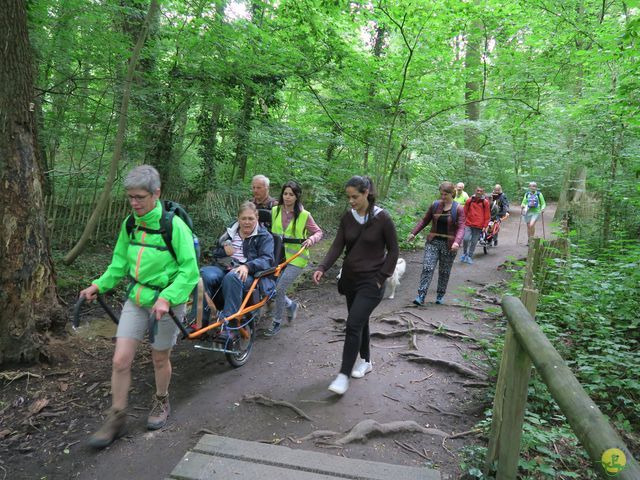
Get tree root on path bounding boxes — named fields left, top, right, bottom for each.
left=310, top=419, right=449, bottom=446
left=399, top=352, right=487, bottom=380
left=242, top=394, right=313, bottom=421
left=294, top=430, right=340, bottom=443
left=371, top=327, right=473, bottom=342
left=453, top=380, right=490, bottom=388
left=408, top=403, right=462, bottom=418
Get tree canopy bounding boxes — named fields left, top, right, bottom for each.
left=26, top=0, right=637, bottom=221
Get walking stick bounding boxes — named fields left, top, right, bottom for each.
left=541, top=211, right=546, bottom=239
left=517, top=211, right=523, bottom=245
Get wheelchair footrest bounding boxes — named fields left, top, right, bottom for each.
left=194, top=343, right=242, bottom=354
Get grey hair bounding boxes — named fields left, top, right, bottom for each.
left=529, top=181, right=537, bottom=187
left=252, top=174, right=270, bottom=188
left=238, top=201, right=258, bottom=217
left=124, top=165, right=161, bottom=193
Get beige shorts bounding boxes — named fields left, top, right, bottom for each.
left=116, top=300, right=186, bottom=351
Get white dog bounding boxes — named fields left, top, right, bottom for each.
left=336, top=258, right=405, bottom=299
left=386, top=258, right=406, bottom=299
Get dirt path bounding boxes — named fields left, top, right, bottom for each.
left=0, top=205, right=555, bottom=480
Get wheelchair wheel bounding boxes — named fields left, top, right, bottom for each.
left=225, top=317, right=256, bottom=368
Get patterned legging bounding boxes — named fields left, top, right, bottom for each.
left=417, top=238, right=457, bottom=297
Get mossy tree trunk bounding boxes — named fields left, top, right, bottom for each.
left=0, top=0, right=63, bottom=364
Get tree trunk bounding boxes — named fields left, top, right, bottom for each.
left=63, top=0, right=159, bottom=265
left=362, top=23, right=386, bottom=171
left=464, top=13, right=483, bottom=178
left=198, top=100, right=223, bottom=191
left=233, top=84, right=254, bottom=183
left=0, top=1, right=63, bottom=364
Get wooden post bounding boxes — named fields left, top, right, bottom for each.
left=502, top=296, right=640, bottom=480
left=485, top=289, right=538, bottom=478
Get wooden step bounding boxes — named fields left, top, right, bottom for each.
left=169, top=434, right=441, bottom=480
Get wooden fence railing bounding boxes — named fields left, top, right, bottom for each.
left=484, top=239, right=639, bottom=479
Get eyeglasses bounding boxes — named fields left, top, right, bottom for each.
left=440, top=191, right=453, bottom=195
left=127, top=193, right=151, bottom=202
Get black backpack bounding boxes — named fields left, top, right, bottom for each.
left=125, top=200, right=200, bottom=262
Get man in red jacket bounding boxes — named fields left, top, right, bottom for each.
left=461, top=187, right=490, bottom=264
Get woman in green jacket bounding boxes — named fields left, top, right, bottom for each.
left=80, top=165, right=199, bottom=448
left=264, top=181, right=323, bottom=336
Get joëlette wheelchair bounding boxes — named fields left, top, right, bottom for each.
left=478, top=217, right=502, bottom=254
left=73, top=209, right=306, bottom=369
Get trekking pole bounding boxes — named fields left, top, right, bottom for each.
left=517, top=212, right=523, bottom=245
left=541, top=211, right=546, bottom=239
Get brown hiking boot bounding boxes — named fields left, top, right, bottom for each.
left=147, top=394, right=170, bottom=430
left=87, top=408, right=127, bottom=449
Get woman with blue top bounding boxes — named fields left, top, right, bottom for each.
left=264, top=181, right=323, bottom=336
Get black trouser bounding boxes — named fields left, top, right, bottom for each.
left=339, top=277, right=385, bottom=376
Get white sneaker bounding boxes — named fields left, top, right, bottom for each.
left=328, top=373, right=349, bottom=395
left=351, top=360, right=373, bottom=378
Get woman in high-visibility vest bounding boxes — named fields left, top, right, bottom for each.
left=264, top=181, right=323, bottom=336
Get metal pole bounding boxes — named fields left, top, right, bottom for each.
left=541, top=211, right=546, bottom=239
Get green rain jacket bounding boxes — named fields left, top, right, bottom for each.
left=92, top=201, right=199, bottom=307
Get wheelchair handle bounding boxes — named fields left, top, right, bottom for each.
left=72, top=295, right=120, bottom=329
left=147, top=308, right=191, bottom=343
left=168, top=309, right=191, bottom=340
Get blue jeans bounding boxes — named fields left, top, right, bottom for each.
left=199, top=266, right=255, bottom=320
left=273, top=264, right=303, bottom=323
left=463, top=226, right=482, bottom=258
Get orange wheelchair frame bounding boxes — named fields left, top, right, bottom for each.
left=184, top=238, right=306, bottom=367
left=72, top=238, right=306, bottom=369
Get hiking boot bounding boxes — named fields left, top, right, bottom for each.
left=351, top=359, right=373, bottom=378
left=435, top=295, right=445, bottom=305
left=264, top=321, right=281, bottom=337
left=328, top=373, right=349, bottom=395
left=87, top=408, right=127, bottom=449
left=147, top=394, right=170, bottom=430
left=286, top=302, right=299, bottom=323
left=413, top=294, right=425, bottom=306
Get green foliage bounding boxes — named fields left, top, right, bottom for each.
left=469, top=236, right=640, bottom=478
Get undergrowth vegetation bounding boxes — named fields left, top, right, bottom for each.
left=462, top=234, right=639, bottom=479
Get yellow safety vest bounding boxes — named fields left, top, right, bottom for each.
left=271, top=206, right=310, bottom=268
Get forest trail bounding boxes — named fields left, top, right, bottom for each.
left=0, top=205, right=555, bottom=480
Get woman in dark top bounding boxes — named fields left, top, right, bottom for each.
left=312, top=176, right=399, bottom=395
left=407, top=181, right=465, bottom=305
